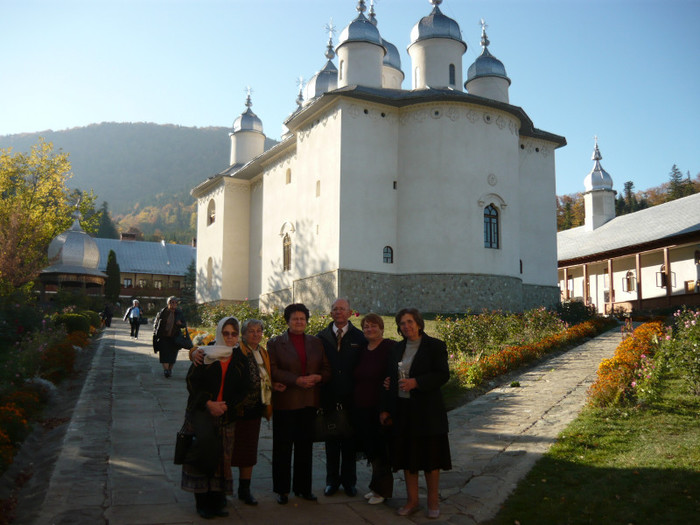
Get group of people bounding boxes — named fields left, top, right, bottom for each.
left=176, top=299, right=452, bottom=520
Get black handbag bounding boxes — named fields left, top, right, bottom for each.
left=313, top=403, right=352, bottom=442
left=174, top=423, right=193, bottom=464
left=174, top=327, right=193, bottom=350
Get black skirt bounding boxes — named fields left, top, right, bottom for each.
left=156, top=336, right=179, bottom=364
left=391, top=398, right=452, bottom=473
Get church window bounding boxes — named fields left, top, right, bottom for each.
left=383, top=246, right=394, bottom=264
left=283, top=233, right=291, bottom=272
left=138, top=279, right=147, bottom=288
left=154, top=280, right=162, bottom=290
left=316, top=180, right=321, bottom=197
left=339, top=60, right=345, bottom=81
left=124, top=278, right=132, bottom=288
left=414, top=66, right=421, bottom=87
left=483, top=204, right=499, bottom=249
left=393, top=181, right=397, bottom=190
left=656, top=264, right=676, bottom=289
left=449, top=64, right=456, bottom=85
left=286, top=169, right=292, bottom=184
left=207, top=199, right=216, bottom=225
left=207, top=258, right=213, bottom=289
left=622, top=271, right=635, bottom=292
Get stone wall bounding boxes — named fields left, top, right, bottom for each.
left=522, top=284, right=560, bottom=311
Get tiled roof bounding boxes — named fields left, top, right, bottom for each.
left=558, top=192, right=700, bottom=262
left=93, top=239, right=196, bottom=276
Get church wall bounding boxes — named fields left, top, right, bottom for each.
left=248, top=175, right=264, bottom=302
left=396, top=103, right=521, bottom=279
left=195, top=184, right=225, bottom=303
left=230, top=130, right=264, bottom=166
left=518, top=137, right=559, bottom=287
left=337, top=42, right=383, bottom=89
left=337, top=100, right=400, bottom=273
left=220, top=178, right=251, bottom=301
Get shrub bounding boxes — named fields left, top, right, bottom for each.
left=39, top=340, right=77, bottom=383
left=556, top=300, right=597, bottom=326
left=662, top=308, right=700, bottom=395
left=0, top=404, right=30, bottom=444
left=0, top=388, right=45, bottom=419
left=0, top=428, right=13, bottom=472
left=51, top=313, right=90, bottom=334
left=78, top=310, right=101, bottom=329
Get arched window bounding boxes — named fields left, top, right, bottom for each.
left=484, top=204, right=499, bottom=249
left=413, top=66, right=421, bottom=87
left=283, top=233, right=291, bottom=272
left=383, top=246, right=393, bottom=264
left=622, top=270, right=636, bottom=292
left=285, top=168, right=292, bottom=184
left=316, top=180, right=321, bottom=197
left=207, top=199, right=216, bottom=225
left=339, top=60, right=345, bottom=81
left=449, top=64, right=456, bottom=85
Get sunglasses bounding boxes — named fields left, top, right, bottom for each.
left=222, top=331, right=239, bottom=337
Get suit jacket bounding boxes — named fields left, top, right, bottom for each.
left=382, top=333, right=450, bottom=437
left=317, top=321, right=366, bottom=408
left=268, top=331, right=331, bottom=411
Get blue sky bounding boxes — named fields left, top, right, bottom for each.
left=1, top=0, right=698, bottom=196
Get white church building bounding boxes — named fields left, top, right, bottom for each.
left=192, top=0, right=566, bottom=314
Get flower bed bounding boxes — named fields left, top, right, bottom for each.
left=587, top=321, right=664, bottom=407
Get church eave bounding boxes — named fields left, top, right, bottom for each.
left=285, top=85, right=566, bottom=148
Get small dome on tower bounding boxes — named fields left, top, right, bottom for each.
left=367, top=1, right=401, bottom=70
left=467, top=22, right=510, bottom=85
left=337, top=1, right=384, bottom=50
left=233, top=93, right=263, bottom=133
left=584, top=138, right=614, bottom=192
left=410, top=0, right=465, bottom=48
left=305, top=24, right=339, bottom=102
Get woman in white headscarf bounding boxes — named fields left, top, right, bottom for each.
left=180, top=316, right=249, bottom=520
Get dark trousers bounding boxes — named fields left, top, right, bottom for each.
left=325, top=436, right=357, bottom=488
left=272, top=407, right=315, bottom=495
left=129, top=317, right=140, bottom=337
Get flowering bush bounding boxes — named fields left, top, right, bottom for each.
left=0, top=404, right=29, bottom=444
left=662, top=308, right=700, bottom=395
left=0, top=428, right=13, bottom=472
left=587, top=321, right=664, bottom=407
left=450, top=317, right=615, bottom=388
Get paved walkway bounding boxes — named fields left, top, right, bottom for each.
left=30, top=322, right=622, bottom=524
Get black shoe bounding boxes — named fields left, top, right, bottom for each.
left=294, top=492, right=318, bottom=501
left=196, top=507, right=215, bottom=519
left=276, top=493, right=288, bottom=505
left=324, top=485, right=339, bottom=497
left=344, top=485, right=357, bottom=497
left=238, top=490, right=258, bottom=506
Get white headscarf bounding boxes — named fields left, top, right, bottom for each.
left=204, top=316, right=239, bottom=364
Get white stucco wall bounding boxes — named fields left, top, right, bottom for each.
left=408, top=38, right=465, bottom=89
left=518, top=137, right=559, bottom=287
left=396, top=103, right=520, bottom=276
left=337, top=41, right=384, bottom=89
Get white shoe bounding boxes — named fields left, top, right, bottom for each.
left=364, top=491, right=374, bottom=500
left=368, top=496, right=385, bottom=505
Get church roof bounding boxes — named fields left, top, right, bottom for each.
left=558, top=192, right=700, bottom=263
left=93, top=238, right=196, bottom=276
left=42, top=213, right=107, bottom=280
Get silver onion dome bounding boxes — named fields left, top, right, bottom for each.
left=233, top=93, right=263, bottom=133
left=410, top=1, right=465, bottom=49
left=584, top=139, right=614, bottom=192
left=367, top=1, right=401, bottom=70
left=467, top=22, right=510, bottom=84
left=305, top=60, right=338, bottom=101
left=44, top=212, right=102, bottom=274
left=337, top=1, right=384, bottom=50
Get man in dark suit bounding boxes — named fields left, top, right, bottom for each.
left=317, top=298, right=367, bottom=497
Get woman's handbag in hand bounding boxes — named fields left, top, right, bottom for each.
left=174, top=423, right=193, bottom=464
left=174, top=327, right=193, bottom=350
left=313, top=403, right=352, bottom=442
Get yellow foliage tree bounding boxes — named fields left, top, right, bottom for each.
left=0, top=139, right=97, bottom=296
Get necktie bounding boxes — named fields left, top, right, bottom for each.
left=336, top=328, right=343, bottom=350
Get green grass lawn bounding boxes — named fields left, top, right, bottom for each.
left=486, top=374, right=700, bottom=525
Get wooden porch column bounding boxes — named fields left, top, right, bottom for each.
left=583, top=264, right=589, bottom=305
left=635, top=252, right=643, bottom=311
left=664, top=248, right=672, bottom=301
left=607, top=258, right=614, bottom=313
left=563, top=268, right=570, bottom=300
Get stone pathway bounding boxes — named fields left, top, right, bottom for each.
left=24, top=321, right=621, bottom=524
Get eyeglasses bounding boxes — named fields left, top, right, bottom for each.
left=222, top=331, right=239, bottom=337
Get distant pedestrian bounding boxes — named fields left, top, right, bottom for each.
left=123, top=299, right=142, bottom=338
left=100, top=304, right=113, bottom=327
left=152, top=296, right=188, bottom=378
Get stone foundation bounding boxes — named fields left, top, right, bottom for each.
left=522, top=284, right=560, bottom=311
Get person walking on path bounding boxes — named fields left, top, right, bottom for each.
left=152, top=296, right=188, bottom=378
left=123, top=299, right=142, bottom=338
left=317, top=298, right=366, bottom=498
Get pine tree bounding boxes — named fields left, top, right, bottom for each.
left=667, top=164, right=690, bottom=201
left=97, top=202, right=120, bottom=239
left=180, top=260, right=197, bottom=322
left=104, top=250, right=121, bottom=303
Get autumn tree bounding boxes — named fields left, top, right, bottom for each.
left=0, top=139, right=97, bottom=296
